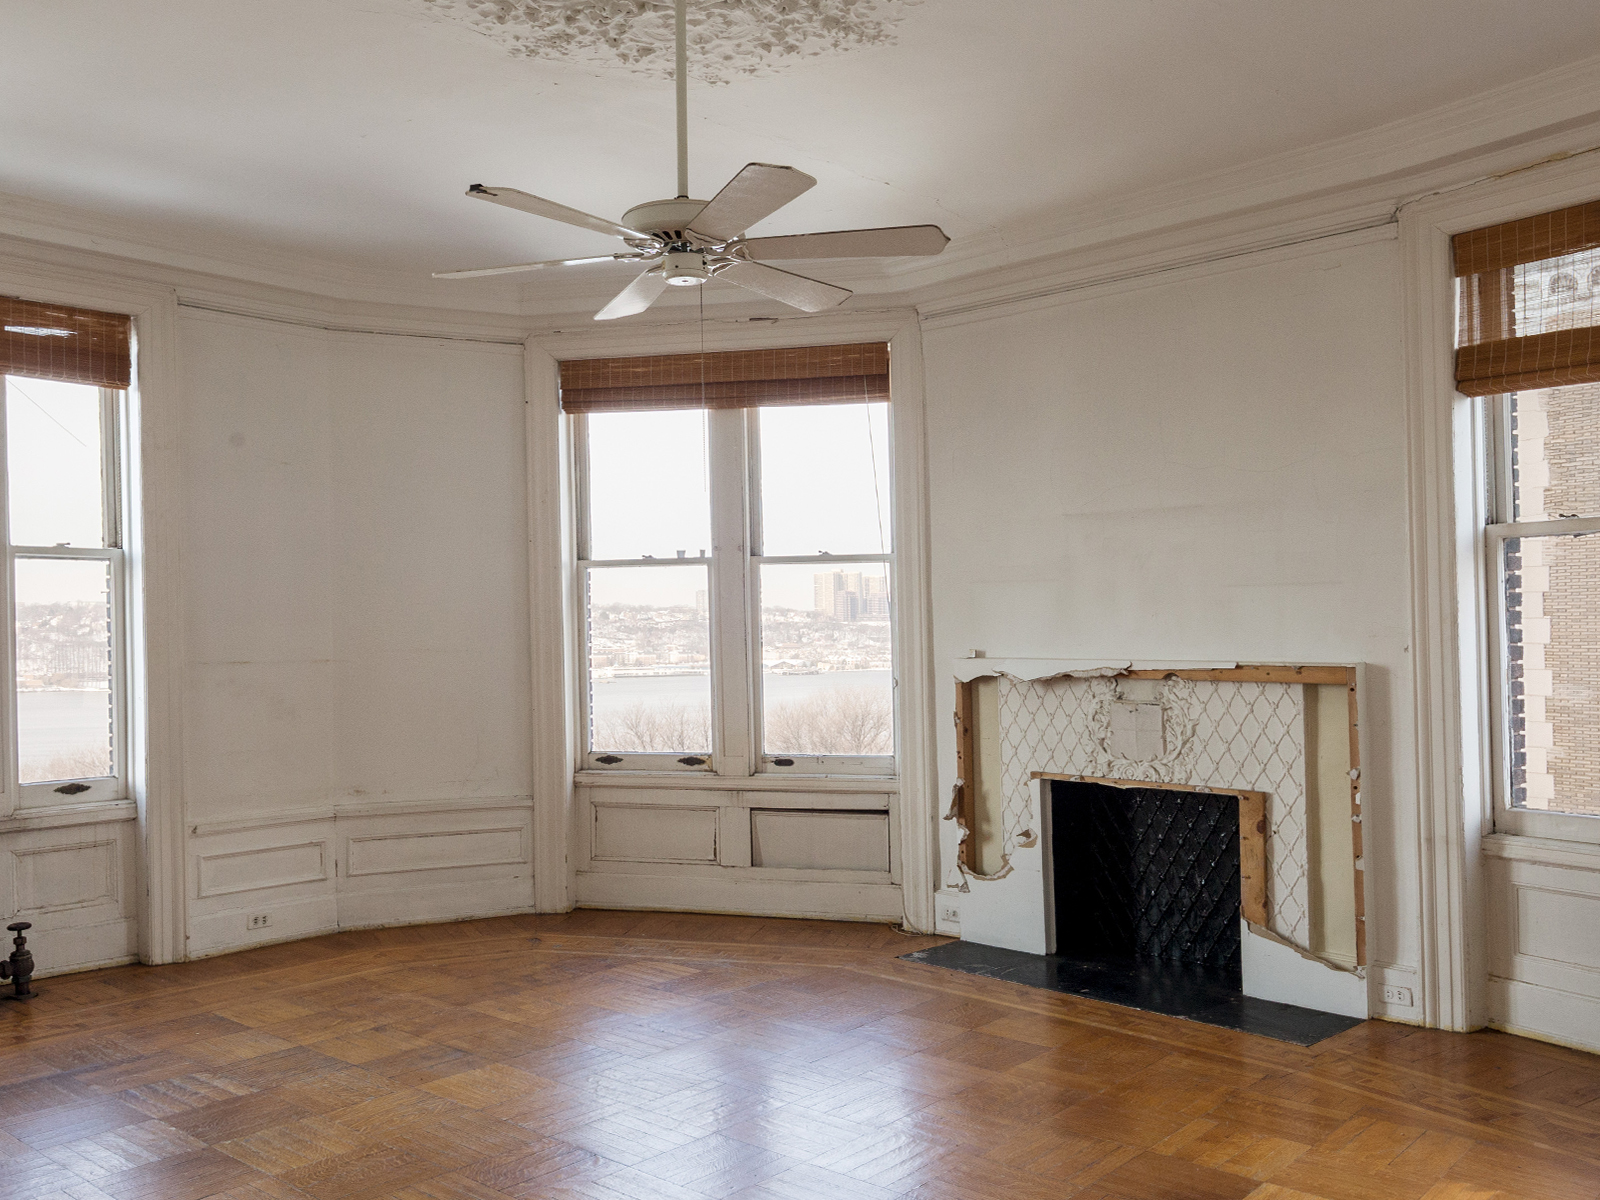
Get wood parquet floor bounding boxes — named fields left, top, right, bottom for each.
left=0, top=912, right=1595, bottom=1200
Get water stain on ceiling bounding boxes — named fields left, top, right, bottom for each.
left=409, top=0, right=923, bottom=83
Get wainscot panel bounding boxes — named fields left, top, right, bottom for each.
left=1487, top=850, right=1600, bottom=1053
left=346, top=827, right=525, bottom=877
left=197, top=841, right=329, bottom=897
left=750, top=809, right=891, bottom=872
left=2, top=818, right=138, bottom=975
left=186, top=799, right=534, bottom=956
left=592, top=802, right=719, bottom=864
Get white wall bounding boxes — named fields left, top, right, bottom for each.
left=178, top=309, right=534, bottom=955
left=921, top=229, right=1424, bottom=1019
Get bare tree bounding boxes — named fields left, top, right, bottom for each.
left=592, top=702, right=711, bottom=753
left=20, top=748, right=111, bottom=785
left=765, top=687, right=892, bottom=756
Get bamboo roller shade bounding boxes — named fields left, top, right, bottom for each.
left=559, top=342, right=888, bottom=413
left=1, top=296, right=132, bottom=390
left=1453, top=200, right=1600, bottom=396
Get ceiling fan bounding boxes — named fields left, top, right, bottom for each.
left=433, top=0, right=949, bottom=320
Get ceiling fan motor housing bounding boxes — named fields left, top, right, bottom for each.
left=622, top=197, right=711, bottom=243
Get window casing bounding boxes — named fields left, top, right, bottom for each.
left=1, top=376, right=127, bottom=809
left=575, top=399, right=896, bottom=779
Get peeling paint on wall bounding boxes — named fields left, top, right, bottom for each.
left=409, top=0, right=923, bottom=83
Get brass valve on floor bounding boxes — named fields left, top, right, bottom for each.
left=0, top=922, right=34, bottom=998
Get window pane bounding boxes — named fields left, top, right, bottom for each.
left=587, top=565, right=710, bottom=754
left=586, top=410, right=710, bottom=561
left=6, top=377, right=105, bottom=547
left=1507, top=383, right=1600, bottom=521
left=15, top=557, right=113, bottom=783
left=760, top=402, right=890, bottom=556
left=759, top=562, right=893, bottom=757
left=1505, top=533, right=1600, bottom=815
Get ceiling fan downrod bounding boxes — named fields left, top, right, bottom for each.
left=675, top=0, right=689, bottom=199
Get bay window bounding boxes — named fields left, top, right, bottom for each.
left=567, top=343, right=896, bottom=778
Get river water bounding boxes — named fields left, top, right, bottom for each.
left=19, top=671, right=896, bottom=760
left=589, top=668, right=891, bottom=717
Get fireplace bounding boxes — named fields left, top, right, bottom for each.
left=939, top=663, right=1369, bottom=1028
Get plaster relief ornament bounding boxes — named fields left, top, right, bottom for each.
left=411, top=0, right=923, bottom=84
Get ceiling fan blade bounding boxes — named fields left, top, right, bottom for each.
left=466, top=185, right=651, bottom=242
left=433, top=254, right=647, bottom=280
left=595, top=268, right=671, bottom=321
left=715, top=260, right=851, bottom=313
left=741, top=225, right=950, bottom=261
left=688, top=164, right=817, bottom=243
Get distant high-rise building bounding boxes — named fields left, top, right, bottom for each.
left=814, top=570, right=888, bottom=621
left=861, top=574, right=890, bottom=617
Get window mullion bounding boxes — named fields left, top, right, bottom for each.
left=708, top=407, right=753, bottom=776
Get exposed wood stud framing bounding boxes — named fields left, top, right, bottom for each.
left=1346, top=666, right=1366, bottom=966
left=953, top=677, right=977, bottom=871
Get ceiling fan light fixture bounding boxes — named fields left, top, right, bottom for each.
left=663, top=249, right=711, bottom=286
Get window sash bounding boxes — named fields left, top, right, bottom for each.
left=1, top=380, right=128, bottom=811
left=575, top=406, right=898, bottom=778
left=12, top=546, right=127, bottom=806
left=1483, top=391, right=1600, bottom=840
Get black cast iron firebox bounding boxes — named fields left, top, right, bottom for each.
left=1050, top=779, right=1242, bottom=970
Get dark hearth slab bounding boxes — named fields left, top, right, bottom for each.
left=900, top=940, right=1364, bottom=1046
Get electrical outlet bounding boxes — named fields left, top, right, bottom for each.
left=1381, top=984, right=1414, bottom=1008
left=247, top=913, right=271, bottom=931
left=938, top=901, right=961, bottom=925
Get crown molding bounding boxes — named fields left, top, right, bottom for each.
left=0, top=190, right=559, bottom=315
left=895, top=50, right=1600, bottom=296
left=5, top=50, right=1600, bottom=333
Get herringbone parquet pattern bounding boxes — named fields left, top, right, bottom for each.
left=0, top=911, right=1595, bottom=1199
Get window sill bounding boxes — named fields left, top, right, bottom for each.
left=0, top=797, right=136, bottom=834
left=574, top=770, right=898, bottom=795
left=1482, top=831, right=1600, bottom=871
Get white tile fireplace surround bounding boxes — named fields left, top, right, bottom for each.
left=945, top=660, right=1369, bottom=1019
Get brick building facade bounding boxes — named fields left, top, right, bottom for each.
left=1504, top=251, right=1600, bottom=815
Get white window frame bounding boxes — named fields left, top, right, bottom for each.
left=1402, top=152, right=1600, bottom=1032
left=1482, top=390, right=1600, bottom=844
left=574, top=401, right=897, bottom=779
left=0, top=378, right=129, bottom=810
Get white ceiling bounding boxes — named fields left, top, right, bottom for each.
left=5, top=0, right=1600, bottom=307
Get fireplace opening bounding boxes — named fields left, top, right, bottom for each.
left=1050, top=779, right=1241, bottom=973
left=1041, top=777, right=1251, bottom=1021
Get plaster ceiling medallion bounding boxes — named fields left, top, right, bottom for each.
left=432, top=0, right=949, bottom=319
left=411, top=0, right=921, bottom=83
